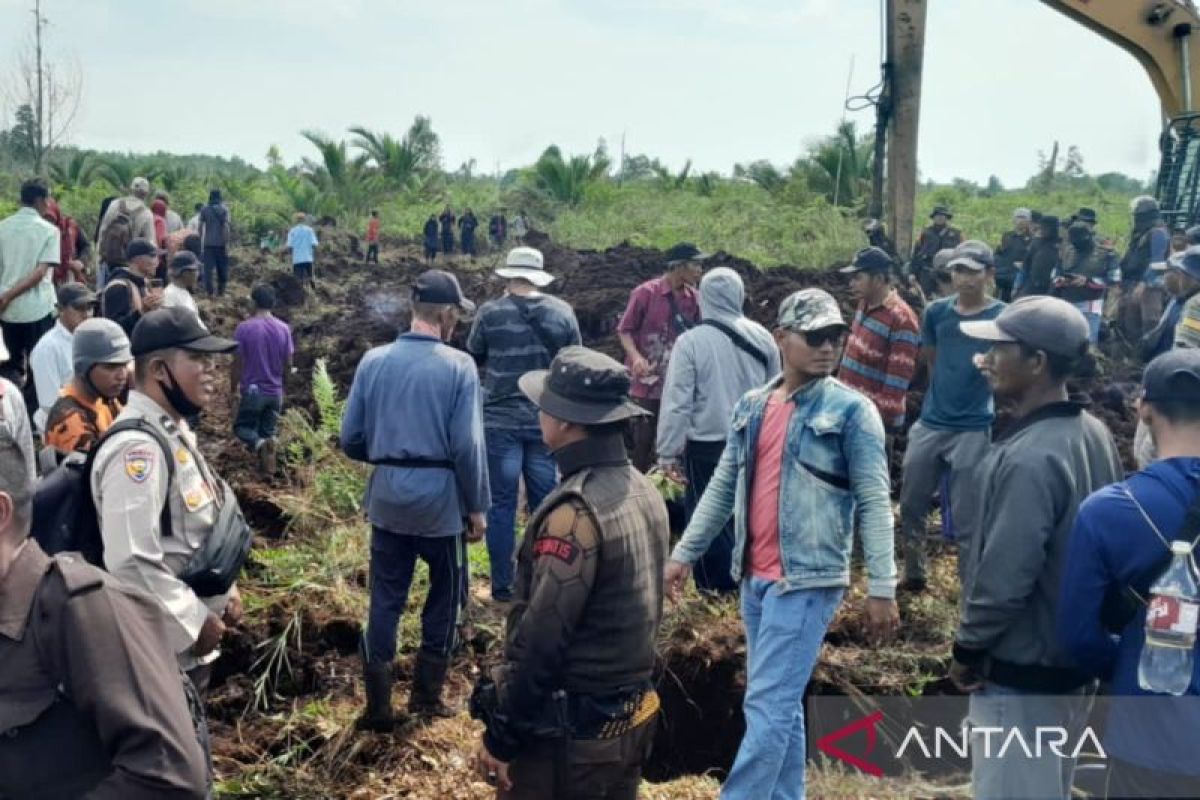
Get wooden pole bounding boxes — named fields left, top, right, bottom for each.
left=885, top=0, right=928, bottom=261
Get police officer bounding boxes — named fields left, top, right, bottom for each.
left=91, top=306, right=242, bottom=693
left=0, top=431, right=208, bottom=799
left=910, top=205, right=963, bottom=294
left=472, top=346, right=669, bottom=799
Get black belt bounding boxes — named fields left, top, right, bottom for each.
left=370, top=457, right=455, bottom=469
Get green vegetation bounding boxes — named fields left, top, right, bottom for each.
left=0, top=112, right=1151, bottom=268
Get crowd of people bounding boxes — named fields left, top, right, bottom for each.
left=2, top=169, right=1200, bottom=800
left=422, top=206, right=532, bottom=264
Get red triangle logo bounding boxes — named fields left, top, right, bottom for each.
left=815, top=709, right=884, bottom=777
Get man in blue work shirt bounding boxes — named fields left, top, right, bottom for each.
left=284, top=213, right=319, bottom=289
left=1059, top=348, right=1200, bottom=798
left=341, top=270, right=490, bottom=730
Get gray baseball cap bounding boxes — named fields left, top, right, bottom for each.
left=947, top=240, right=995, bottom=272
left=777, top=288, right=845, bottom=331
left=959, top=296, right=1090, bottom=357
left=73, top=318, right=133, bottom=377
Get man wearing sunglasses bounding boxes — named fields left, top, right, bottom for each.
left=899, top=240, right=1005, bottom=595
left=665, top=288, right=898, bottom=800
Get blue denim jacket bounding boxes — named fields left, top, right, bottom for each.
left=671, top=375, right=897, bottom=598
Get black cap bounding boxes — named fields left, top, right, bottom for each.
left=1144, top=349, right=1200, bottom=403
left=126, top=238, right=163, bottom=260
left=56, top=282, right=95, bottom=309
left=131, top=307, right=237, bottom=356
left=518, top=346, right=650, bottom=425
left=840, top=246, right=894, bottom=275
left=664, top=242, right=709, bottom=265
left=412, top=270, right=475, bottom=314
left=930, top=205, right=953, bottom=219
left=959, top=296, right=1090, bottom=357
left=169, top=251, right=200, bottom=272
left=1076, top=207, right=1098, bottom=225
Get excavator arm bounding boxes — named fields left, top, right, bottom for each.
left=884, top=0, right=1200, bottom=255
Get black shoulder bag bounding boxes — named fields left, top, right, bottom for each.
left=511, top=296, right=561, bottom=361
left=700, top=319, right=770, bottom=370
left=664, top=291, right=696, bottom=336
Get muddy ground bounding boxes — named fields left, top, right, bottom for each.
left=188, top=228, right=1141, bottom=798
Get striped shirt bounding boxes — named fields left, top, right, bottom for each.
left=467, top=293, right=582, bottom=429
left=838, top=290, right=920, bottom=429
left=1176, top=292, right=1200, bottom=349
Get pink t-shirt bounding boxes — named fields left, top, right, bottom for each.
left=747, top=391, right=793, bottom=580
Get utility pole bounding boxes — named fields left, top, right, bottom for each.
left=884, top=0, right=927, bottom=260
left=31, top=0, right=47, bottom=175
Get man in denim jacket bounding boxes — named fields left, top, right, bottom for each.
left=665, top=288, right=899, bottom=800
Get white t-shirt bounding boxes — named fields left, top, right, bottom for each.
left=163, top=283, right=198, bottom=315
left=28, top=320, right=73, bottom=432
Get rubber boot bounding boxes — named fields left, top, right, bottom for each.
left=355, top=662, right=398, bottom=732
left=407, top=651, right=457, bottom=719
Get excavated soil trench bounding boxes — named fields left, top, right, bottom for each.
left=197, top=229, right=1145, bottom=786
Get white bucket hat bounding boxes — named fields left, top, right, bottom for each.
left=496, top=246, right=555, bottom=287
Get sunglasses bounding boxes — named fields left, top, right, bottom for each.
left=798, top=327, right=846, bottom=347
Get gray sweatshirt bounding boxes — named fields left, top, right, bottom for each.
left=953, top=401, right=1123, bottom=692
left=656, top=267, right=780, bottom=465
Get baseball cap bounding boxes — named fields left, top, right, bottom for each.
left=130, top=177, right=150, bottom=194
left=777, top=288, right=846, bottom=331
left=126, top=238, right=164, bottom=260
left=1162, top=247, right=1200, bottom=281
left=932, top=248, right=956, bottom=273
left=131, top=307, right=237, bottom=356
left=169, top=251, right=201, bottom=273
left=947, top=240, right=995, bottom=271
left=1143, top=348, right=1200, bottom=403
left=840, top=246, right=894, bottom=275
left=495, top=246, right=554, bottom=287
left=1013, top=208, right=1032, bottom=221
left=412, top=270, right=476, bottom=314
left=664, top=242, right=710, bottom=265
left=959, top=295, right=1090, bottom=357
left=56, top=282, right=95, bottom=309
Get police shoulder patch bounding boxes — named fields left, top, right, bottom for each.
left=123, top=447, right=156, bottom=483
left=533, top=536, right=580, bottom=565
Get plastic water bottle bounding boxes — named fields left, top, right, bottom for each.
left=1138, top=541, right=1200, bottom=696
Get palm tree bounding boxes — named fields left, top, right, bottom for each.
left=793, top=121, right=873, bottom=207
left=300, top=130, right=378, bottom=216
left=349, top=127, right=421, bottom=189
left=49, top=151, right=98, bottom=189
left=534, top=145, right=608, bottom=205
left=94, top=158, right=136, bottom=194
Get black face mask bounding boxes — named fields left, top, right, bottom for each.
left=158, top=363, right=202, bottom=417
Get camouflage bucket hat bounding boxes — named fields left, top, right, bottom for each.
left=777, top=288, right=845, bottom=332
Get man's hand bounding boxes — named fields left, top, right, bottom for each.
left=1132, top=283, right=1146, bottom=301
left=660, top=463, right=686, bottom=485
left=0, top=294, right=9, bottom=314
left=630, top=355, right=651, bottom=378
left=949, top=658, right=984, bottom=693
left=68, top=259, right=87, bottom=280
left=223, top=585, right=244, bottom=626
left=664, top=560, right=692, bottom=604
left=193, top=613, right=226, bottom=657
left=143, top=291, right=164, bottom=311
left=472, top=742, right=513, bottom=791
left=467, top=512, right=487, bottom=542
left=864, top=597, right=900, bottom=643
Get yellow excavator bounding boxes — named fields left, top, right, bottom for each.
left=884, top=0, right=1200, bottom=257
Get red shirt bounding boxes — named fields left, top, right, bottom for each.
left=747, top=391, right=794, bottom=580
left=366, top=217, right=381, bottom=243
left=837, top=290, right=920, bottom=429
left=616, top=277, right=700, bottom=401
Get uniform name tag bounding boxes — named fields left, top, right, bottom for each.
left=534, top=537, right=579, bottom=565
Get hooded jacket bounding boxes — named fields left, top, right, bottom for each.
left=656, top=268, right=779, bottom=465
left=1020, top=218, right=1061, bottom=297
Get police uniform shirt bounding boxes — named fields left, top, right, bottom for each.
left=90, top=390, right=228, bottom=670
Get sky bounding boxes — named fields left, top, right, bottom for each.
left=0, top=0, right=1165, bottom=187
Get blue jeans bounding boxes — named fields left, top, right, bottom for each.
left=484, top=427, right=558, bottom=599
left=685, top=440, right=736, bottom=594
left=232, top=389, right=282, bottom=450
left=722, top=580, right=844, bottom=800
left=364, top=526, right=465, bottom=662
left=967, top=682, right=1093, bottom=800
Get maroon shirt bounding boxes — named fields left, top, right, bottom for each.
left=616, top=277, right=700, bottom=401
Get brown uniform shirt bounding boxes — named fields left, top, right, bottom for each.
left=486, top=433, right=668, bottom=762
left=0, top=540, right=207, bottom=799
